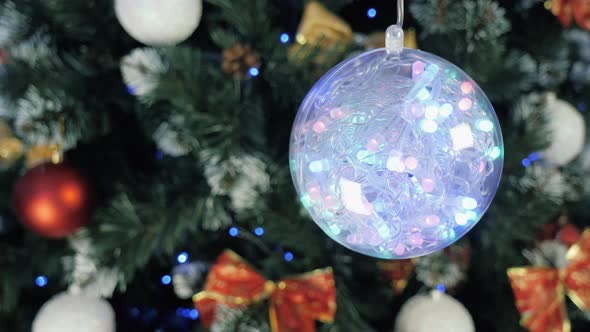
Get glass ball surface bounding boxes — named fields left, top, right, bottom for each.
left=289, top=48, right=503, bottom=259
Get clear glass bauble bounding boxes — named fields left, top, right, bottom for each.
left=290, top=48, right=503, bottom=259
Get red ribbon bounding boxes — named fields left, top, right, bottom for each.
left=193, top=250, right=336, bottom=332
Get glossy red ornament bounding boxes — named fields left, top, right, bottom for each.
left=13, top=162, right=91, bottom=238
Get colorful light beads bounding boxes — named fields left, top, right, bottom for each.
left=289, top=48, right=503, bottom=259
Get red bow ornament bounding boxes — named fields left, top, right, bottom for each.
left=550, top=0, right=590, bottom=31
left=508, top=229, right=590, bottom=332
left=193, top=250, right=336, bottom=332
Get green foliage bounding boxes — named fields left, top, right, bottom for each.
left=2, top=0, right=590, bottom=331
left=89, top=167, right=216, bottom=287
left=39, top=0, right=117, bottom=43
left=321, top=290, right=378, bottom=332
left=1, top=234, right=69, bottom=312
left=411, top=0, right=510, bottom=41
left=206, top=0, right=273, bottom=42
left=410, top=0, right=536, bottom=101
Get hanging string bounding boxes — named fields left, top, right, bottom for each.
left=397, top=0, right=404, bottom=28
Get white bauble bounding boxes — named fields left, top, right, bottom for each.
left=394, top=291, right=475, bottom=332
left=32, top=293, right=115, bottom=332
left=543, top=93, right=585, bottom=166
left=115, top=0, right=202, bottom=46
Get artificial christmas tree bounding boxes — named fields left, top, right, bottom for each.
left=2, top=0, right=590, bottom=331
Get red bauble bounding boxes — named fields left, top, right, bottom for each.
left=13, top=163, right=92, bottom=238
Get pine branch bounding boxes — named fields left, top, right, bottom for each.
left=89, top=174, right=215, bottom=288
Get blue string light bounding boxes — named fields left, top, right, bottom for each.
left=280, top=33, right=290, bottom=44
left=229, top=227, right=239, bottom=237
left=35, top=275, right=48, bottom=287
left=130, top=307, right=141, bottom=317
left=126, top=85, right=136, bottom=95
left=176, top=307, right=200, bottom=320
left=161, top=275, right=172, bottom=285
left=155, top=150, right=164, bottom=160
left=189, top=309, right=199, bottom=320
left=521, top=158, right=531, bottom=168
left=527, top=152, right=542, bottom=162
left=284, top=251, right=294, bottom=262
left=436, top=283, right=446, bottom=293
left=254, top=227, right=265, bottom=236
left=177, top=252, right=189, bottom=264
left=367, top=8, right=377, bottom=19
left=249, top=67, right=260, bottom=77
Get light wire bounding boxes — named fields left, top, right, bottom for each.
left=397, top=0, right=404, bottom=28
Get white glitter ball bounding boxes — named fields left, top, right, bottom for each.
left=115, top=0, right=202, bottom=46
left=394, top=291, right=475, bottom=332
left=32, top=293, right=115, bottom=332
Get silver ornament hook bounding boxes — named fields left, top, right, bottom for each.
left=386, top=0, right=405, bottom=55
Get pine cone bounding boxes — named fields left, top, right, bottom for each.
left=222, top=44, right=260, bottom=79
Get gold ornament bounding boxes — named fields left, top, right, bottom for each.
left=289, top=1, right=353, bottom=63
left=0, top=121, right=11, bottom=137
left=26, top=144, right=62, bottom=168
left=25, top=116, right=65, bottom=168
left=0, top=121, right=23, bottom=168
left=365, top=28, right=418, bottom=50
left=0, top=137, right=23, bottom=167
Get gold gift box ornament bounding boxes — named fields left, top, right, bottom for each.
left=0, top=121, right=23, bottom=168
left=289, top=2, right=417, bottom=64
left=289, top=1, right=353, bottom=63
